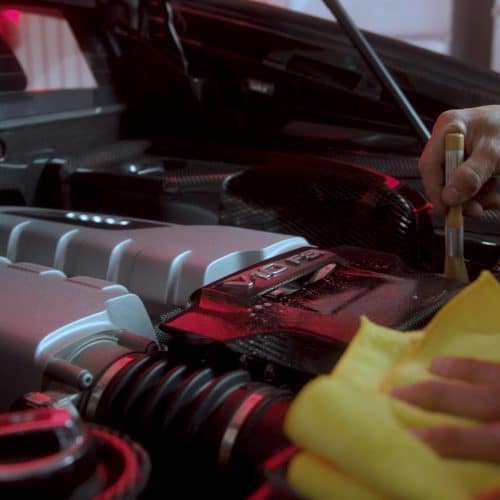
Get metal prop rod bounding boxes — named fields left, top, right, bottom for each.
left=322, top=0, right=431, bottom=145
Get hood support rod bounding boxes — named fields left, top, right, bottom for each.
left=322, top=0, right=431, bottom=145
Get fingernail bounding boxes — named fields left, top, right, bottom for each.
left=390, top=387, right=408, bottom=398
left=410, top=428, right=429, bottom=439
left=430, top=358, right=452, bottom=374
left=442, top=186, right=463, bottom=205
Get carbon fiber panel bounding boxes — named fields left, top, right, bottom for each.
left=220, top=161, right=429, bottom=266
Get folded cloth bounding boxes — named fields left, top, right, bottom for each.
left=284, top=271, right=500, bottom=500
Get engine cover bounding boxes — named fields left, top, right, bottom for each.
left=0, top=259, right=155, bottom=410
left=0, top=207, right=308, bottom=309
left=162, top=247, right=464, bottom=376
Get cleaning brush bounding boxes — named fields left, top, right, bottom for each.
left=444, top=132, right=469, bottom=283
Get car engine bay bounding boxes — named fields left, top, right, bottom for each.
left=3, top=0, right=500, bottom=498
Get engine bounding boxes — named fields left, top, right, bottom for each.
left=0, top=207, right=464, bottom=498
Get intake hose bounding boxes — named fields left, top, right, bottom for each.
left=80, top=351, right=291, bottom=498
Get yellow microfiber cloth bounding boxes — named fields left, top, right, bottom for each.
left=284, top=271, right=500, bottom=500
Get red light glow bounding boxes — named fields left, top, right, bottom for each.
left=384, top=176, right=400, bottom=189
left=412, top=201, right=433, bottom=214
left=1, top=9, right=22, bottom=24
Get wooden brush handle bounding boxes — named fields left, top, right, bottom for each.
left=445, top=132, right=465, bottom=259
left=444, top=133, right=464, bottom=222
left=446, top=205, right=463, bottom=229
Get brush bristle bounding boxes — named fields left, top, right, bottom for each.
left=444, top=256, right=469, bottom=283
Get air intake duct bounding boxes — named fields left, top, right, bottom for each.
left=80, top=352, right=291, bottom=498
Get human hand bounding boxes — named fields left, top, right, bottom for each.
left=419, top=106, right=500, bottom=216
left=391, top=357, right=500, bottom=462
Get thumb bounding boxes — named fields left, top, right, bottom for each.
left=442, top=147, right=497, bottom=206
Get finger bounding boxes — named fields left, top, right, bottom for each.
left=476, top=191, right=500, bottom=211
left=462, top=178, right=500, bottom=216
left=463, top=200, right=486, bottom=217
left=463, top=195, right=500, bottom=217
left=472, top=179, right=500, bottom=211
left=414, top=424, right=500, bottom=462
left=462, top=199, right=484, bottom=217
left=442, top=144, right=497, bottom=206
left=418, top=110, right=466, bottom=212
left=391, top=380, right=500, bottom=421
left=431, top=357, right=500, bottom=385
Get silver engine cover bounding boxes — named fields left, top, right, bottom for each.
left=0, top=260, right=156, bottom=410
left=0, top=207, right=308, bottom=307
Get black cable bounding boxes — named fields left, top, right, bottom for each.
left=322, top=0, right=431, bottom=145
